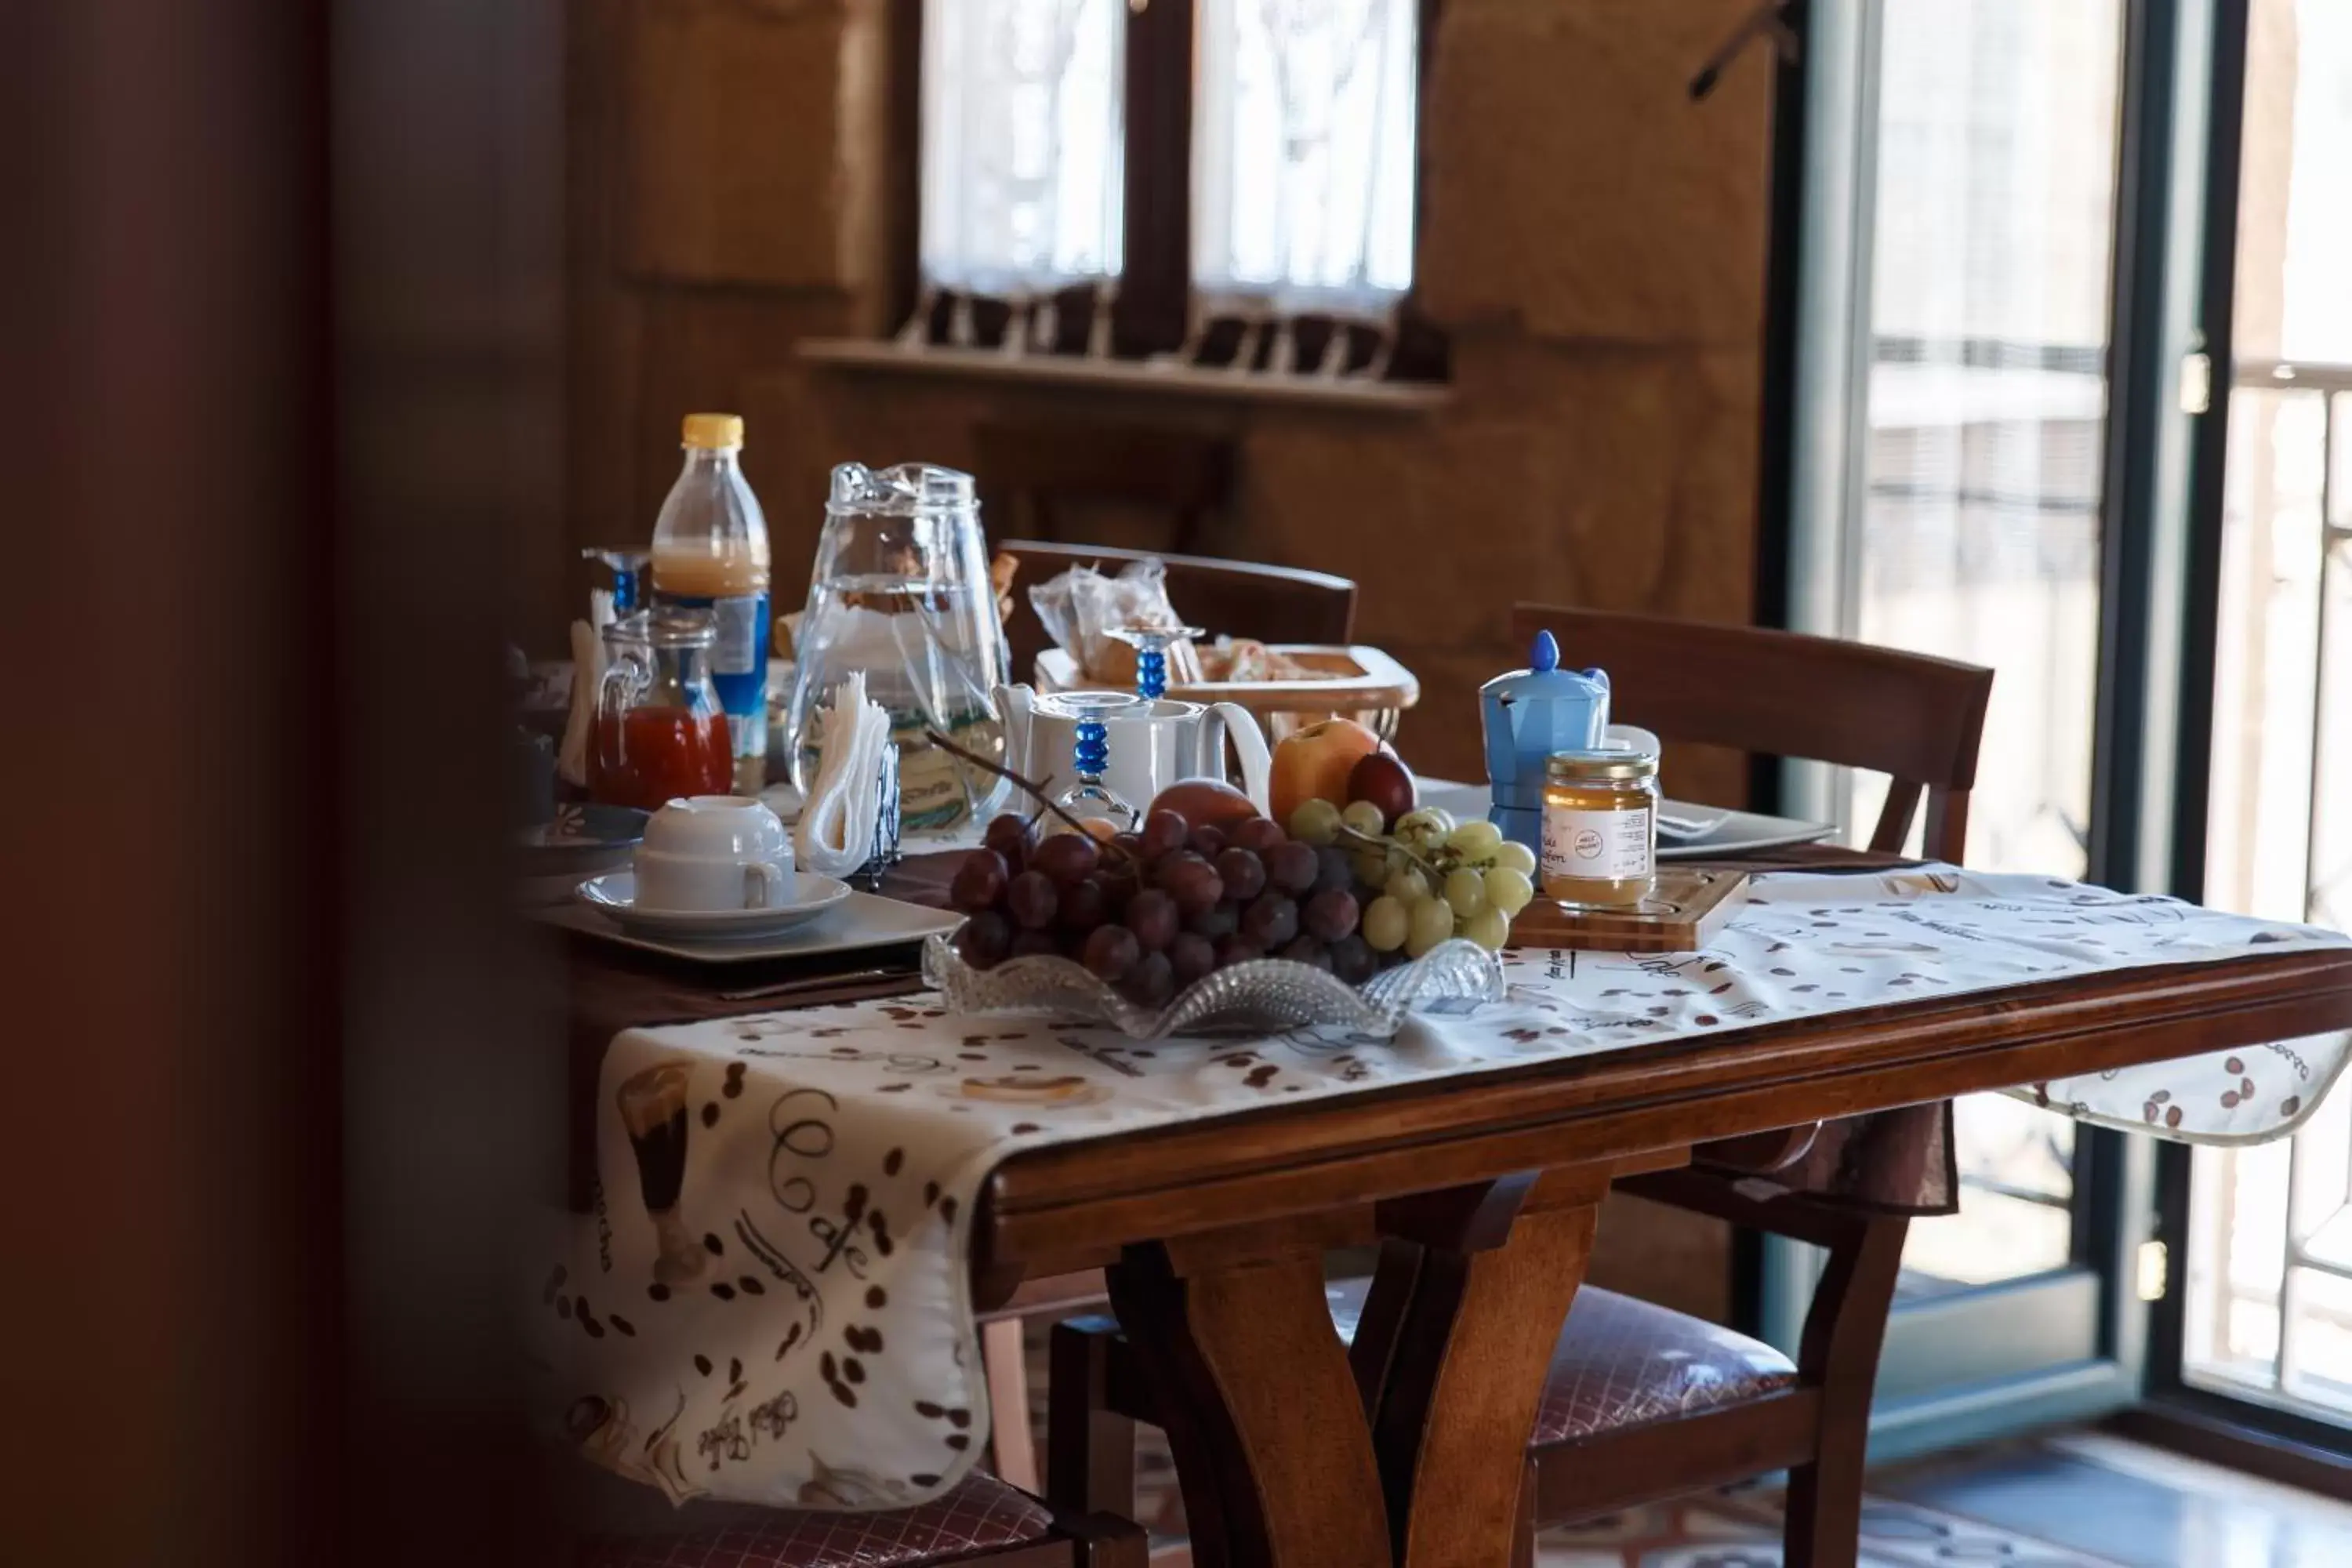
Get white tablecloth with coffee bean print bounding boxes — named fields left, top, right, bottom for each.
left=539, top=866, right=2350, bottom=1509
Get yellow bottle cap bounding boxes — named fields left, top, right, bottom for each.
left=681, top=412, right=744, bottom=450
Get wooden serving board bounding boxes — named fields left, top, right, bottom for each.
left=1508, top=867, right=1751, bottom=953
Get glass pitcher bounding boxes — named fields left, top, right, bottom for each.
left=590, top=608, right=735, bottom=811
left=782, top=463, right=1010, bottom=829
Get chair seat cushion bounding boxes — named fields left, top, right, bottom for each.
left=1325, top=1277, right=1797, bottom=1443
left=579, top=1472, right=1058, bottom=1568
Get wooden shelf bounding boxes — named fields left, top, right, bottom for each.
left=797, top=338, right=1450, bottom=415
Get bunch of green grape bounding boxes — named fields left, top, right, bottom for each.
left=1287, top=800, right=1536, bottom=956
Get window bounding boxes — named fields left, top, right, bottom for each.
left=905, top=0, right=1432, bottom=379
left=1828, top=0, right=2128, bottom=1298
left=916, top=0, right=1126, bottom=298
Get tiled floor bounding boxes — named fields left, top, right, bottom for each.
left=1872, top=1431, right=2352, bottom=1568
left=1015, top=1326, right=2352, bottom=1566
left=1092, top=1416, right=2350, bottom=1566
left=1533, top=1491, right=2117, bottom=1567
left=1530, top=1431, right=2352, bottom=1567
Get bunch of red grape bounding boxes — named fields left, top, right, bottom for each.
left=948, top=808, right=1397, bottom=1007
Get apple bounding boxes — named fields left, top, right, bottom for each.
left=1345, top=751, right=1416, bottom=827
left=1268, top=717, right=1384, bottom=827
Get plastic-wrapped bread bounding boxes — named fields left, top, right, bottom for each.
left=1028, top=557, right=1196, bottom=685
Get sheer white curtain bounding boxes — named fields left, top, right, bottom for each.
left=919, top=0, right=1124, bottom=298
left=1192, top=0, right=1418, bottom=321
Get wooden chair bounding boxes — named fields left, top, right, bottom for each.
left=1510, top=604, right=1993, bottom=860
left=975, top=423, right=1233, bottom=557
left=995, top=540, right=1356, bottom=690
left=976, top=1274, right=1112, bottom=1494
left=1047, top=612, right=1995, bottom=1566
left=579, top=1471, right=1146, bottom=1567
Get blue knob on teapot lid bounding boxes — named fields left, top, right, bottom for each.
left=1530, top=629, right=1559, bottom=673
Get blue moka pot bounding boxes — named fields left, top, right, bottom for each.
left=1479, top=630, right=1613, bottom=850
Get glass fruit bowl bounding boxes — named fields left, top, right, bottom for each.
left=921, top=933, right=1505, bottom=1041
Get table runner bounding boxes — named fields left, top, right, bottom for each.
left=537, top=866, right=2351, bottom=1510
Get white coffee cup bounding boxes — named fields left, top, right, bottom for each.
left=633, top=795, right=797, bottom=912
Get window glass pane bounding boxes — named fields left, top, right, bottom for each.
left=1847, top=0, right=2127, bottom=1293
left=1192, top=0, right=1417, bottom=314
left=2185, top=0, right=2352, bottom=1427
left=920, top=0, right=1125, bottom=292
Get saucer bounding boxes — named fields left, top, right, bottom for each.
left=539, top=887, right=959, bottom=964
left=576, top=870, right=852, bottom=939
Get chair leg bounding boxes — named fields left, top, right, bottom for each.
left=982, top=1316, right=1041, bottom=1493
left=1509, top=1459, right=1537, bottom=1568
left=1064, top=1509, right=1152, bottom=1568
left=1047, top=1316, right=1137, bottom=1518
left=1782, top=1211, right=1909, bottom=1568
left=1784, top=1453, right=1864, bottom=1568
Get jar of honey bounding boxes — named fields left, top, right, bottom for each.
left=1541, top=750, right=1661, bottom=908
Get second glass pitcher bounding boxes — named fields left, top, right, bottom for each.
left=782, top=463, right=1009, bottom=829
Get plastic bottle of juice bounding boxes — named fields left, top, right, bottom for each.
left=650, top=413, right=771, bottom=791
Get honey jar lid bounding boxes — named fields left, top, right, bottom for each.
left=1545, top=747, right=1657, bottom=782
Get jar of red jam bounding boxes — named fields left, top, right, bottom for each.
left=590, top=608, right=735, bottom=811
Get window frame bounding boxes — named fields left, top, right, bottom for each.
left=887, top=0, right=1448, bottom=382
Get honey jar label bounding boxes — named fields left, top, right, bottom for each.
left=1541, top=805, right=1653, bottom=883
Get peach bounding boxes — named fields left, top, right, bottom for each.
left=1268, top=717, right=1384, bottom=827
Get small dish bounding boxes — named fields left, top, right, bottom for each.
left=514, top=803, right=648, bottom=877
left=577, top=870, right=851, bottom=939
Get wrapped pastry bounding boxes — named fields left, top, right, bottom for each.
left=1029, top=559, right=1198, bottom=685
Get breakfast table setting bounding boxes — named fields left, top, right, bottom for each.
left=523, top=448, right=2352, bottom=1568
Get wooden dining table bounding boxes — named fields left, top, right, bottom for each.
left=942, top=851, right=2352, bottom=1568
left=557, top=837, right=2352, bottom=1568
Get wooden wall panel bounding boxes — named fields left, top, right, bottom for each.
left=619, top=0, right=885, bottom=290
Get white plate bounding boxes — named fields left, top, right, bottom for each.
left=577, top=871, right=853, bottom=939
left=1653, top=807, right=1838, bottom=861
left=540, top=885, right=960, bottom=965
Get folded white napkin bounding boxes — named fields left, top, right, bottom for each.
left=557, top=589, right=616, bottom=788
left=794, top=673, right=893, bottom=878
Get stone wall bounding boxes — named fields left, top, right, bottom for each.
left=566, top=0, right=1778, bottom=1318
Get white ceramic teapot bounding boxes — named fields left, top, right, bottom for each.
left=993, top=683, right=1272, bottom=818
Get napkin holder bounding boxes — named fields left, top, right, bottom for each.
left=854, top=741, right=902, bottom=890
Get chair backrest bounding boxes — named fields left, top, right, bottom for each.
left=975, top=422, right=1234, bottom=552
left=1508, top=604, right=1993, bottom=861
left=1000, top=541, right=1357, bottom=684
